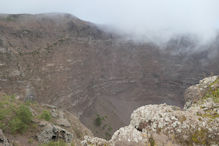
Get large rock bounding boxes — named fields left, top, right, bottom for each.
left=37, top=124, right=73, bottom=143
left=184, top=75, right=218, bottom=109
left=81, top=136, right=109, bottom=146
left=129, top=102, right=219, bottom=145
left=110, top=126, right=147, bottom=146
left=0, top=129, right=10, bottom=146
left=56, top=118, right=71, bottom=127
left=81, top=76, right=219, bottom=146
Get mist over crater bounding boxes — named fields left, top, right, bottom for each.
left=0, top=0, right=219, bottom=141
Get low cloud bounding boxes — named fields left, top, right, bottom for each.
left=0, top=0, right=219, bottom=43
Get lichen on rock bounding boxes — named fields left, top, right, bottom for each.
left=184, top=75, right=218, bottom=109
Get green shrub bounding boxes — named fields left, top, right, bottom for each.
left=204, top=79, right=219, bottom=103
left=191, top=129, right=208, bottom=145
left=0, top=109, right=9, bottom=120
left=0, top=94, right=34, bottom=134
left=16, top=105, right=33, bottom=124
left=94, top=115, right=102, bottom=127
left=9, top=104, right=33, bottom=133
left=149, top=137, right=155, bottom=146
left=40, top=110, right=52, bottom=121
left=108, top=126, right=112, bottom=132
left=9, top=118, right=27, bottom=133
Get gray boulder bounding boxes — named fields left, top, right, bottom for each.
left=37, top=124, right=73, bottom=143
left=56, top=118, right=71, bottom=127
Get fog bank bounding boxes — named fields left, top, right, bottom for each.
left=0, top=0, right=219, bottom=43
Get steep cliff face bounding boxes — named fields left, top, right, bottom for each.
left=82, top=76, right=219, bottom=146
left=1, top=13, right=219, bottom=139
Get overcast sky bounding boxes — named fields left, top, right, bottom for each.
left=0, top=0, right=219, bottom=42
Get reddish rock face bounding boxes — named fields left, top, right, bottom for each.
left=0, top=13, right=219, bottom=138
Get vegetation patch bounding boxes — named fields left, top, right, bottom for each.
left=203, top=78, right=219, bottom=103
left=94, top=114, right=105, bottom=127
left=0, top=93, right=77, bottom=145
left=0, top=94, right=33, bottom=133
left=107, top=126, right=112, bottom=132
left=197, top=108, right=219, bottom=120
left=191, top=128, right=208, bottom=145
left=149, top=137, right=155, bottom=146
left=9, top=104, right=33, bottom=133
left=40, top=110, right=52, bottom=121
left=5, top=15, right=20, bottom=21
left=201, top=112, right=219, bottom=119
left=94, top=114, right=113, bottom=139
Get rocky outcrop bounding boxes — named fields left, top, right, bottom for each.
left=82, top=136, right=109, bottom=146
left=0, top=129, right=10, bottom=146
left=0, top=92, right=93, bottom=146
left=37, top=123, right=73, bottom=143
left=35, top=106, right=93, bottom=145
left=184, top=75, right=218, bottom=109
left=81, top=76, right=219, bottom=146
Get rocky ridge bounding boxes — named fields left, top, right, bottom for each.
left=82, top=76, right=219, bottom=146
